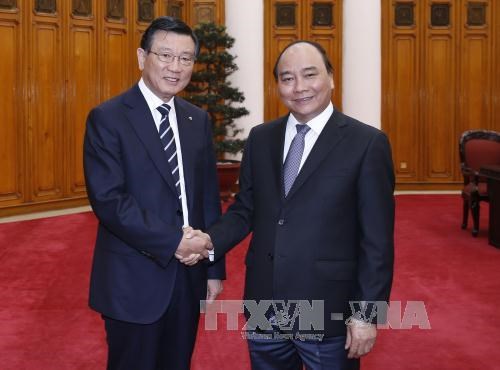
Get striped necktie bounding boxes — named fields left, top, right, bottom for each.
left=157, top=103, right=181, bottom=199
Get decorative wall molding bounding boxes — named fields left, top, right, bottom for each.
left=431, top=3, right=450, bottom=27
left=138, top=0, right=154, bottom=22
left=195, top=5, right=214, bottom=23
left=107, top=0, right=124, bottom=20
left=275, top=3, right=296, bottom=27
left=312, top=2, right=333, bottom=27
left=72, top=0, right=91, bottom=17
left=395, top=2, right=414, bottom=26
left=0, top=0, right=16, bottom=10
left=35, top=0, right=57, bottom=14
left=467, top=2, right=486, bottom=26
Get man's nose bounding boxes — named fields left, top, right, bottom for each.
left=167, top=57, right=182, bottom=71
left=294, top=77, right=307, bottom=93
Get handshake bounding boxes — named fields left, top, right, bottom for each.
left=174, top=227, right=213, bottom=266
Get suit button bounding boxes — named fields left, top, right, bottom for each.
left=267, top=253, right=274, bottom=260
left=278, top=219, right=285, bottom=225
left=176, top=209, right=183, bottom=216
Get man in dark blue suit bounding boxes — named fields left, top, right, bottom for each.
left=83, top=16, right=225, bottom=370
left=193, top=41, right=395, bottom=369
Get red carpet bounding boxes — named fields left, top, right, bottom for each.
left=1, top=195, right=499, bottom=369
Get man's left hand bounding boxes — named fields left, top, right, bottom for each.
left=206, top=279, right=223, bottom=304
left=345, top=319, right=377, bottom=359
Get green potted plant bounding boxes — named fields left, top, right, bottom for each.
left=185, top=22, right=249, bottom=199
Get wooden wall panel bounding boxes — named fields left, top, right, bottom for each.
left=423, top=2, right=457, bottom=181
left=459, top=36, right=491, bottom=131
left=264, top=0, right=300, bottom=120
left=264, top=0, right=342, bottom=122
left=164, top=0, right=225, bottom=26
left=0, top=0, right=227, bottom=216
left=304, top=0, right=342, bottom=108
left=390, top=35, right=419, bottom=181
left=130, top=1, right=156, bottom=84
left=458, top=1, right=492, bottom=135
left=192, top=0, right=224, bottom=25
left=66, top=3, right=97, bottom=195
left=30, top=15, right=64, bottom=200
left=424, top=36, right=455, bottom=180
left=0, top=9, right=23, bottom=205
left=495, top=1, right=500, bottom=131
left=382, top=0, right=499, bottom=189
left=100, top=2, right=130, bottom=101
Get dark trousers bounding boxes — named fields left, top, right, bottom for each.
left=103, top=267, right=200, bottom=370
left=248, top=335, right=360, bottom=370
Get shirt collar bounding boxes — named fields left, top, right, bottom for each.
left=288, top=102, right=334, bottom=135
left=138, top=78, right=175, bottom=112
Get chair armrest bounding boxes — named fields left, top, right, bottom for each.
left=461, top=165, right=478, bottom=177
left=461, top=165, right=480, bottom=187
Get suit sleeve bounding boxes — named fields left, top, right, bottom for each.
left=355, top=131, right=395, bottom=323
left=83, top=107, right=183, bottom=268
left=207, top=128, right=255, bottom=258
left=201, top=114, right=226, bottom=279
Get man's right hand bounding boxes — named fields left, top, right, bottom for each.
left=174, top=227, right=213, bottom=265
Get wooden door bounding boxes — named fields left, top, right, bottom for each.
left=0, top=1, right=25, bottom=209
left=382, top=0, right=500, bottom=189
left=264, top=0, right=342, bottom=121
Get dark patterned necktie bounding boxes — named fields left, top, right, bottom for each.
left=157, top=103, right=181, bottom=199
left=283, top=124, right=310, bottom=197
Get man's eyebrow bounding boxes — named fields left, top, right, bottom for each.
left=302, top=66, right=319, bottom=73
left=278, top=66, right=319, bottom=77
left=278, top=70, right=292, bottom=77
left=154, top=48, right=173, bottom=52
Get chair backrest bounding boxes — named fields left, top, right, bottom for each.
left=459, top=130, right=500, bottom=173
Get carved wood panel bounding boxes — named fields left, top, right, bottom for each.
left=67, top=2, right=98, bottom=195
left=138, top=0, right=154, bottom=22
left=0, top=0, right=17, bottom=10
left=30, top=12, right=64, bottom=200
left=164, top=0, right=225, bottom=25
left=72, top=0, right=92, bottom=17
left=423, top=2, right=457, bottom=181
left=35, top=0, right=57, bottom=14
left=107, top=0, right=124, bottom=20
left=0, top=12, right=23, bottom=205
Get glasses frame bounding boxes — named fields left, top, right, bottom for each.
left=148, top=50, right=196, bottom=66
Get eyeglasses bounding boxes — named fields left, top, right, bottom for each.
left=148, top=50, right=196, bottom=66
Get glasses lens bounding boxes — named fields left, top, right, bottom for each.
left=180, top=57, right=194, bottom=66
left=151, top=51, right=194, bottom=66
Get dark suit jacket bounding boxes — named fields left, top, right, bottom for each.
left=208, top=109, right=394, bottom=337
left=83, top=84, right=225, bottom=325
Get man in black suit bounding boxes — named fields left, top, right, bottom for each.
left=83, top=16, right=224, bottom=370
left=184, top=40, right=395, bottom=369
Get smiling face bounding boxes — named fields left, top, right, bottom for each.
left=137, top=30, right=195, bottom=102
left=276, top=42, right=334, bottom=123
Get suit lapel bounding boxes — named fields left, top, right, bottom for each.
left=268, top=117, right=288, bottom=200
left=122, top=85, right=180, bottom=201
left=175, top=99, right=195, bottom=211
left=285, top=110, right=347, bottom=200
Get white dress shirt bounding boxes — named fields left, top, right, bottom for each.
left=138, top=78, right=190, bottom=227
left=282, top=102, right=334, bottom=170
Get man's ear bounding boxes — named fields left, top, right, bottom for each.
left=137, top=48, right=146, bottom=71
left=330, top=73, right=335, bottom=90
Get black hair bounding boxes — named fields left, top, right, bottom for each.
left=272, top=40, right=334, bottom=81
left=140, top=16, right=200, bottom=57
